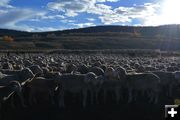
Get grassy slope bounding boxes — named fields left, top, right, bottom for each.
left=0, top=25, right=180, bottom=50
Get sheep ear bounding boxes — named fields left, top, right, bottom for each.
left=21, top=81, right=26, bottom=86
left=55, top=86, right=59, bottom=91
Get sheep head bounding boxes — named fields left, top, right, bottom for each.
left=84, top=72, right=96, bottom=84
left=20, top=68, right=34, bottom=81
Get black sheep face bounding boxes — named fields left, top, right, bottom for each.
left=9, top=81, right=22, bottom=93
left=96, top=75, right=104, bottom=85
left=20, top=68, right=34, bottom=80
left=29, top=65, right=43, bottom=76
left=84, top=72, right=97, bottom=84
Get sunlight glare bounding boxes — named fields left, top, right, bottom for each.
left=161, top=0, right=180, bottom=24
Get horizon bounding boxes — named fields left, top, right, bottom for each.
left=1, top=24, right=180, bottom=33
left=0, top=0, right=180, bottom=32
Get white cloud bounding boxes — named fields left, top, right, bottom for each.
left=0, top=9, right=44, bottom=25
left=86, top=18, right=95, bottom=21
left=47, top=0, right=95, bottom=16
left=0, top=0, right=162, bottom=31
left=61, top=19, right=76, bottom=23
left=33, top=27, right=61, bottom=32
left=99, top=3, right=160, bottom=25
left=46, top=0, right=159, bottom=26
left=47, top=0, right=118, bottom=17
left=0, top=0, right=14, bottom=8
left=65, top=10, right=78, bottom=17
left=0, top=8, right=47, bottom=31
left=71, top=22, right=96, bottom=28
left=41, top=14, right=65, bottom=20
left=87, top=4, right=114, bottom=15
left=99, top=14, right=132, bottom=24
left=97, top=0, right=119, bottom=2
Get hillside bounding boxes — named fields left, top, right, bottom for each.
left=0, top=25, right=180, bottom=50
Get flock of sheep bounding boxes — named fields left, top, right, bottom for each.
left=0, top=53, right=180, bottom=117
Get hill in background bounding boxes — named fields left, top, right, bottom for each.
left=0, top=24, right=180, bottom=50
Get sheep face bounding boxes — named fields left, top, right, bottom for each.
left=29, top=65, right=43, bottom=75
left=84, top=72, right=96, bottom=84
left=20, top=68, right=34, bottom=80
left=9, top=81, right=22, bottom=94
left=96, top=75, right=105, bottom=85
left=115, top=66, right=127, bottom=80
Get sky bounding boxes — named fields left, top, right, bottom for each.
left=0, top=0, right=179, bottom=32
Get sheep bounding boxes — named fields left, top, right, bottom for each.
left=0, top=81, right=24, bottom=117
left=166, top=66, right=179, bottom=72
left=1, top=62, right=13, bottom=70
left=100, top=65, right=107, bottom=72
left=100, top=76, right=123, bottom=104
left=86, top=73, right=104, bottom=105
left=89, top=67, right=104, bottom=76
left=65, top=63, right=77, bottom=73
left=56, top=72, right=97, bottom=108
left=152, top=71, right=175, bottom=97
left=24, top=77, right=58, bottom=105
left=175, top=71, right=180, bottom=81
left=28, top=65, right=43, bottom=77
left=23, top=60, right=33, bottom=67
left=117, top=67, right=160, bottom=103
left=77, top=64, right=89, bottom=74
left=0, top=68, right=34, bottom=86
left=104, top=67, right=119, bottom=81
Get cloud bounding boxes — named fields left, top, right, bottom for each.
left=99, top=3, right=160, bottom=24
left=87, top=4, right=114, bottom=15
left=61, top=19, right=76, bottom=23
left=97, top=0, right=119, bottom=2
left=47, top=0, right=93, bottom=15
left=47, top=0, right=159, bottom=26
left=11, top=25, right=62, bottom=32
left=41, top=14, right=65, bottom=20
left=0, top=8, right=47, bottom=32
left=71, top=22, right=96, bottom=28
left=0, top=0, right=14, bottom=8
left=47, top=0, right=118, bottom=17
left=0, top=0, right=161, bottom=31
left=86, top=18, right=95, bottom=21
left=0, top=9, right=46, bottom=26
left=0, top=0, right=48, bottom=30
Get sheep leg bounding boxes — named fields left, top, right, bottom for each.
left=10, top=94, right=15, bottom=109
left=28, top=89, right=34, bottom=105
left=168, top=85, right=173, bottom=97
left=90, top=90, right=94, bottom=105
left=149, top=91, right=154, bottom=103
left=95, top=91, right=99, bottom=105
left=115, top=88, right=120, bottom=104
left=0, top=103, right=1, bottom=112
left=17, top=92, right=26, bottom=108
left=103, top=90, right=107, bottom=104
left=28, top=94, right=32, bottom=106
left=0, top=103, right=2, bottom=119
left=58, top=90, right=65, bottom=108
left=49, top=90, right=55, bottom=105
left=128, top=89, right=133, bottom=103
left=82, top=90, right=87, bottom=108
left=154, top=90, right=159, bottom=104
left=133, top=90, right=138, bottom=102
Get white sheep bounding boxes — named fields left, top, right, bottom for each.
left=56, top=72, right=97, bottom=108
left=117, top=67, right=160, bottom=103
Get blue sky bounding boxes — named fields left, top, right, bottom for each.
left=0, top=0, right=178, bottom=31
